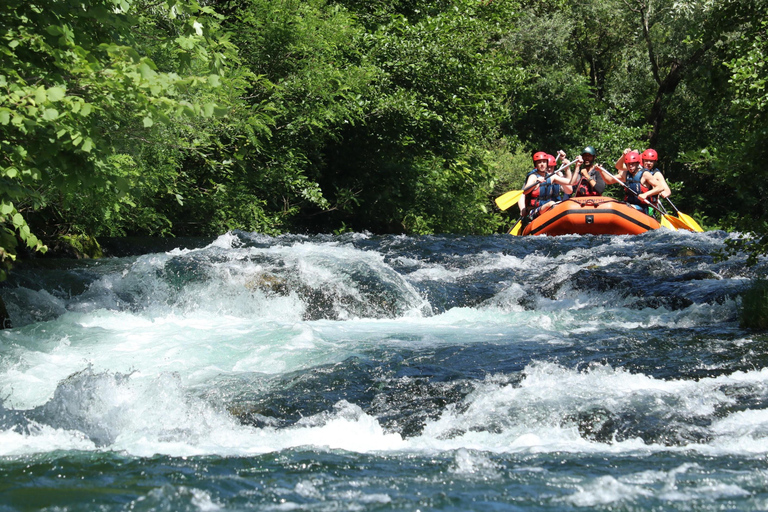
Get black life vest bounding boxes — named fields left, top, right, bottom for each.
left=625, top=169, right=649, bottom=206
left=574, top=167, right=600, bottom=197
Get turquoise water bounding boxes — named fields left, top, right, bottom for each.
left=1, top=230, right=767, bottom=510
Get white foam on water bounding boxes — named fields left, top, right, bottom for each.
left=449, top=448, right=503, bottom=479
left=2, top=360, right=768, bottom=460
left=405, top=363, right=768, bottom=457
left=563, top=475, right=655, bottom=506
left=133, top=485, right=225, bottom=512
left=0, top=231, right=758, bottom=462
left=560, top=463, right=751, bottom=506
left=0, top=310, right=338, bottom=408
left=0, top=422, right=96, bottom=456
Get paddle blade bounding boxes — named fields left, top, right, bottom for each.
left=677, top=212, right=704, bottom=232
left=665, top=214, right=698, bottom=231
left=495, top=190, right=523, bottom=211
left=660, top=215, right=678, bottom=230
left=509, top=219, right=523, bottom=236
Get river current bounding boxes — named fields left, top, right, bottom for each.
left=0, top=230, right=766, bottom=510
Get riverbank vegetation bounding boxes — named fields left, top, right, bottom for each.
left=2, top=0, right=768, bottom=278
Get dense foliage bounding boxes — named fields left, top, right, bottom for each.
left=2, top=0, right=768, bottom=277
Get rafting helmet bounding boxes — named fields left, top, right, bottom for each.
left=641, top=149, right=658, bottom=161
left=547, top=154, right=557, bottom=167
left=533, top=151, right=548, bottom=163
left=624, top=151, right=641, bottom=164
left=581, top=146, right=596, bottom=157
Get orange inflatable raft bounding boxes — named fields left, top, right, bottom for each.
left=515, top=197, right=661, bottom=236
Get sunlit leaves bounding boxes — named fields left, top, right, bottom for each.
left=0, top=0, right=248, bottom=266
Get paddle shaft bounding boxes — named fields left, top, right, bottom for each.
left=597, top=166, right=658, bottom=209
left=523, top=161, right=574, bottom=195
left=664, top=197, right=685, bottom=215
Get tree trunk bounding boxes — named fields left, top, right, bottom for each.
left=645, top=43, right=712, bottom=146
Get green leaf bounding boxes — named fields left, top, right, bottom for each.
left=0, top=203, right=13, bottom=215
left=42, top=108, right=59, bottom=120
left=139, top=62, right=155, bottom=79
left=12, top=213, right=24, bottom=228
left=143, top=116, right=154, bottom=127
left=176, top=36, right=196, bottom=50
left=35, top=86, right=47, bottom=104
left=81, top=138, right=94, bottom=152
left=26, top=234, right=40, bottom=249
left=47, top=86, right=66, bottom=102
left=0, top=109, right=9, bottom=125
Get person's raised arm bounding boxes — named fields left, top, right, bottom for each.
left=615, top=148, right=633, bottom=172
left=596, top=165, right=621, bottom=185
left=656, top=173, right=672, bottom=198
left=638, top=173, right=665, bottom=202
left=559, top=157, right=573, bottom=182
left=550, top=173, right=573, bottom=195
left=569, top=156, right=584, bottom=185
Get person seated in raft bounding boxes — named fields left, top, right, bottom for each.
left=569, top=146, right=605, bottom=197
left=614, top=147, right=672, bottom=199
left=599, top=150, right=665, bottom=215
left=547, top=153, right=574, bottom=199
left=518, top=151, right=573, bottom=221
left=639, top=148, right=672, bottom=199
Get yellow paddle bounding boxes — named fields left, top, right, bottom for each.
left=494, top=189, right=524, bottom=211
left=509, top=218, right=523, bottom=236
left=661, top=213, right=691, bottom=231
left=659, top=215, right=677, bottom=231
left=665, top=198, right=704, bottom=232
left=653, top=200, right=688, bottom=231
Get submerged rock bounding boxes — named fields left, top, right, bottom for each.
left=0, top=295, right=10, bottom=329
left=566, top=407, right=618, bottom=443
left=244, top=272, right=289, bottom=295
left=41, top=234, right=103, bottom=259
left=630, top=295, right=694, bottom=310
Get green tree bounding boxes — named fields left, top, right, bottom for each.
left=0, top=0, right=255, bottom=276
left=310, top=0, right=526, bottom=233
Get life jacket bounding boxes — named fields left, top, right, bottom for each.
left=574, top=167, right=600, bottom=197
left=625, top=169, right=647, bottom=205
left=524, top=169, right=562, bottom=210
left=625, top=169, right=658, bottom=208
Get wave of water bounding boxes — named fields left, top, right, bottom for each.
left=1, top=230, right=767, bottom=510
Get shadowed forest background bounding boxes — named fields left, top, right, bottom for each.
left=2, top=0, right=768, bottom=278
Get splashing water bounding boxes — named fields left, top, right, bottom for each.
left=1, top=230, right=767, bottom=510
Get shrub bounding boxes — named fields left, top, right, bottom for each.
left=740, top=280, right=768, bottom=330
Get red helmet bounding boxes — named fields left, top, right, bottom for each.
left=624, top=151, right=641, bottom=164
left=547, top=155, right=556, bottom=167
left=641, top=149, right=658, bottom=161
left=533, top=151, right=548, bottom=163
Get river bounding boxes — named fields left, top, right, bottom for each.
left=0, top=230, right=766, bottom=510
